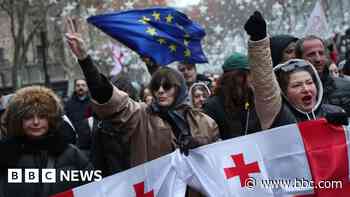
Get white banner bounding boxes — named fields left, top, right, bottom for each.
left=52, top=119, right=350, bottom=197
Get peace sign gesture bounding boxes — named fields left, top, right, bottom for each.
left=65, top=17, right=88, bottom=60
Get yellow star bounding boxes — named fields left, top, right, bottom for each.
left=158, top=38, right=166, bottom=45
left=152, top=11, right=161, bottom=21
left=184, top=39, right=190, bottom=47
left=184, top=49, right=191, bottom=57
left=165, top=14, right=173, bottom=23
left=146, top=27, right=157, bottom=36
left=139, top=16, right=151, bottom=24
left=169, top=44, right=177, bottom=52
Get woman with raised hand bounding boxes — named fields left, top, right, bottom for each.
left=65, top=18, right=218, bottom=196
left=243, top=11, right=346, bottom=129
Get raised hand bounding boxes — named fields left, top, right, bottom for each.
left=65, top=17, right=88, bottom=60
left=244, top=11, right=267, bottom=41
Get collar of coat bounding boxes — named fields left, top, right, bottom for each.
left=0, top=131, right=69, bottom=167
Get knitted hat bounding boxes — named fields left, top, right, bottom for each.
left=270, top=35, right=299, bottom=67
left=222, top=52, right=249, bottom=72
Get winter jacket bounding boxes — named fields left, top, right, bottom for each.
left=91, top=85, right=219, bottom=167
left=248, top=37, right=344, bottom=129
left=203, top=95, right=261, bottom=139
left=90, top=118, right=130, bottom=177
left=65, top=94, right=92, bottom=150
left=0, top=132, right=92, bottom=197
left=322, top=75, right=350, bottom=117
left=79, top=57, right=219, bottom=197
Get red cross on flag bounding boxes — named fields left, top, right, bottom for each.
left=183, top=119, right=350, bottom=196
left=224, top=153, right=261, bottom=187
left=133, top=181, right=154, bottom=197
left=51, top=153, right=187, bottom=197
left=51, top=119, right=350, bottom=197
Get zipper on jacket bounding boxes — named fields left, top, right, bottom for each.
left=244, top=101, right=250, bottom=136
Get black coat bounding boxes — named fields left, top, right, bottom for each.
left=323, top=76, right=350, bottom=117
left=90, top=119, right=130, bottom=177
left=270, top=101, right=345, bottom=128
left=203, top=95, right=261, bottom=140
left=0, top=132, right=92, bottom=197
left=65, top=94, right=92, bottom=150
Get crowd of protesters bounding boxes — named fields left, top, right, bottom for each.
left=0, top=10, right=350, bottom=197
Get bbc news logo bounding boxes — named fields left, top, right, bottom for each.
left=8, top=169, right=102, bottom=183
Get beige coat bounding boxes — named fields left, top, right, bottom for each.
left=248, top=37, right=282, bottom=130
left=92, top=86, right=219, bottom=196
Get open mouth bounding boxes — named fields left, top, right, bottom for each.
left=302, top=95, right=313, bottom=105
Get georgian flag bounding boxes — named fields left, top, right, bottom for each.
left=52, top=153, right=187, bottom=197
left=52, top=119, right=350, bottom=197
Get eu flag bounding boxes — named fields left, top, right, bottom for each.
left=87, top=7, right=208, bottom=66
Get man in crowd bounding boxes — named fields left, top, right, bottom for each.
left=65, top=79, right=92, bottom=155
left=177, top=62, right=211, bottom=88
left=295, top=36, right=350, bottom=116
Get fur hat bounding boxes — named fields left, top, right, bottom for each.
left=4, top=86, right=63, bottom=137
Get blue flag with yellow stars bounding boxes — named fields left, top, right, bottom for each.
left=87, top=7, right=208, bottom=66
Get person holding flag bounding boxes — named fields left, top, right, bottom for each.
left=65, top=7, right=218, bottom=197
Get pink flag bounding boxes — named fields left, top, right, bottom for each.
left=110, top=44, right=124, bottom=76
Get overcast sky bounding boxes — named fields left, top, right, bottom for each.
left=167, top=0, right=201, bottom=7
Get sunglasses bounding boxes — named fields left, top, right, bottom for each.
left=150, top=81, right=174, bottom=92
left=277, top=60, right=309, bottom=72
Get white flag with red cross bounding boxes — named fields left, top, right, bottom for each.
left=185, top=119, right=350, bottom=196
left=51, top=119, right=350, bottom=197
left=51, top=153, right=187, bottom=197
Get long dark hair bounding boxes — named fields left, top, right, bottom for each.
left=215, top=70, right=253, bottom=113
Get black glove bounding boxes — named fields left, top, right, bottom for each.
left=244, top=11, right=267, bottom=41
left=178, top=135, right=201, bottom=156
left=325, top=112, right=349, bottom=125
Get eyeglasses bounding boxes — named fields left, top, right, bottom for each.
left=276, top=60, right=310, bottom=72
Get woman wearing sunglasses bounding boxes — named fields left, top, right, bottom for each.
left=243, top=12, right=346, bottom=130
left=65, top=17, right=218, bottom=183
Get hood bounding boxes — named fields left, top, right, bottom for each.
left=150, top=67, right=189, bottom=110
left=270, top=35, right=298, bottom=67
left=188, top=82, right=211, bottom=107
left=4, top=86, right=63, bottom=137
left=273, top=59, right=323, bottom=119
